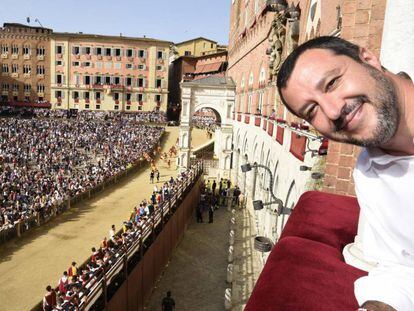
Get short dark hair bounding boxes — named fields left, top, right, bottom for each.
left=277, top=36, right=361, bottom=114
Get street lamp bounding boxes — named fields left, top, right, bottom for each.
left=240, top=163, right=291, bottom=216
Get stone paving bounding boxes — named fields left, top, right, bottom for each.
left=146, top=199, right=263, bottom=311
left=146, top=203, right=232, bottom=311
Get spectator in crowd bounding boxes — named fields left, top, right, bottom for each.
left=67, top=262, right=78, bottom=279
left=162, top=290, right=176, bottom=311
left=109, top=225, right=116, bottom=242
left=233, top=186, right=241, bottom=207
left=212, top=180, right=217, bottom=195
left=58, top=271, right=68, bottom=295
left=208, top=199, right=215, bottom=223
left=43, top=285, right=56, bottom=311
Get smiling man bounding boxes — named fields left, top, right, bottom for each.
left=277, top=36, right=414, bottom=311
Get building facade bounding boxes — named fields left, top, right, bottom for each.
left=0, top=23, right=52, bottom=106
left=50, top=33, right=171, bottom=112
left=175, top=37, right=226, bottom=57
left=168, top=51, right=228, bottom=120
left=227, top=0, right=414, bottom=291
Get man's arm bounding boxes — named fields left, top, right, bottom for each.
left=361, top=300, right=397, bottom=311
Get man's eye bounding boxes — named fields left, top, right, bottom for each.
left=306, top=105, right=317, bottom=121
left=326, top=77, right=338, bottom=91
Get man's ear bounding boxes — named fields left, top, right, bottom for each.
left=359, top=47, right=382, bottom=70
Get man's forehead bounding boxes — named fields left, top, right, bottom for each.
left=290, top=49, right=343, bottom=84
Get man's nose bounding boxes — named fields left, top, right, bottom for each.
left=318, top=95, right=345, bottom=121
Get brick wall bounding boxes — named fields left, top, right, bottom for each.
left=322, top=0, right=387, bottom=196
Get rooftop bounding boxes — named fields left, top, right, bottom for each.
left=53, top=31, right=172, bottom=45
left=184, top=74, right=235, bottom=87
left=175, top=36, right=217, bottom=46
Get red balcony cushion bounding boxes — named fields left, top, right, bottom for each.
left=246, top=236, right=367, bottom=311
left=281, top=191, right=360, bottom=250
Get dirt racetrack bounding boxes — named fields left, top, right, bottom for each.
left=0, top=126, right=211, bottom=311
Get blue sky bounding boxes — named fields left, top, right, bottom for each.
left=0, top=0, right=231, bottom=44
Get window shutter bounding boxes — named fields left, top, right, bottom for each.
left=61, top=91, right=65, bottom=99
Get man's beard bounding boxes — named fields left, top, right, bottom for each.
left=331, top=64, right=399, bottom=147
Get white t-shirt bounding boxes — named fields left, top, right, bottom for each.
left=353, top=147, right=414, bottom=311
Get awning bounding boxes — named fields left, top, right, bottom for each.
left=194, top=64, right=206, bottom=74
left=194, top=62, right=223, bottom=74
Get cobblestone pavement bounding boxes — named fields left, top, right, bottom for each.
left=146, top=200, right=263, bottom=311
left=146, top=204, right=232, bottom=311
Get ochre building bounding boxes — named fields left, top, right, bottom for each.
left=0, top=23, right=52, bottom=107
left=50, top=33, right=171, bottom=112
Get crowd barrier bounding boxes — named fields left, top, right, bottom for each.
left=31, top=162, right=203, bottom=311
left=0, top=132, right=166, bottom=245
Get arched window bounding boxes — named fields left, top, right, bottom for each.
left=259, top=67, right=266, bottom=82
left=248, top=72, right=254, bottom=86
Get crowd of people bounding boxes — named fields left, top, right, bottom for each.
left=196, top=178, right=243, bottom=223
left=0, top=107, right=167, bottom=124
left=42, top=165, right=201, bottom=311
left=0, top=112, right=165, bottom=233
left=191, top=115, right=217, bottom=132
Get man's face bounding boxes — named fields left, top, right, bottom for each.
left=281, top=49, right=399, bottom=147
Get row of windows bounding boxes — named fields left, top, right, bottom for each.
left=56, top=45, right=165, bottom=59
left=55, top=60, right=164, bottom=71
left=1, top=64, right=45, bottom=74
left=76, top=104, right=144, bottom=111
left=56, top=74, right=165, bottom=88
left=2, top=83, right=45, bottom=92
left=1, top=44, right=46, bottom=55
left=55, top=90, right=162, bottom=102
left=237, top=91, right=265, bottom=114
left=239, top=68, right=267, bottom=88
left=1, top=95, right=45, bottom=102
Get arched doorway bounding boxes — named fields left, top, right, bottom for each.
left=178, top=75, right=236, bottom=180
